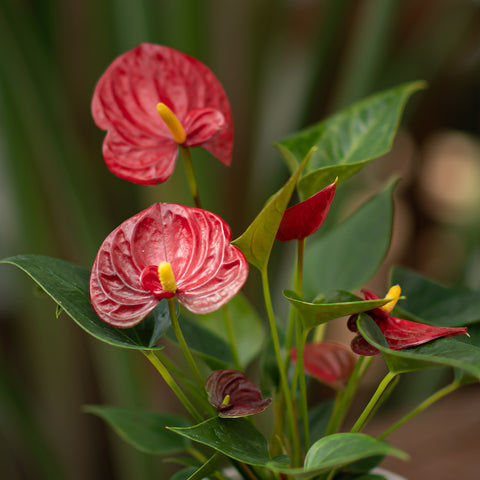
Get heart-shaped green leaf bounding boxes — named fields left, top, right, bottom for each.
left=84, top=405, right=191, bottom=454
left=284, top=290, right=389, bottom=330
left=168, top=417, right=289, bottom=468
left=1, top=255, right=170, bottom=349
left=357, top=314, right=480, bottom=377
left=391, top=267, right=480, bottom=326
left=277, top=81, right=425, bottom=199
left=267, top=433, right=407, bottom=479
left=303, top=181, right=395, bottom=298
left=185, top=293, right=264, bottom=368
left=232, top=146, right=311, bottom=272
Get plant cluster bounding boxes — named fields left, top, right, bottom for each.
left=3, top=43, right=480, bottom=480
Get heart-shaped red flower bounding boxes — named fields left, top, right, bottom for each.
left=89, top=203, right=248, bottom=327
left=92, top=43, right=233, bottom=185
left=291, top=341, right=356, bottom=389
left=276, top=179, right=337, bottom=241
left=348, top=288, right=468, bottom=356
left=205, top=370, right=272, bottom=418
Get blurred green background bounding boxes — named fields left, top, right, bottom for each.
left=1, top=0, right=480, bottom=478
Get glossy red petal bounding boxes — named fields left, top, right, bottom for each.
left=291, top=341, right=357, bottom=389
left=89, top=203, right=248, bottom=327
left=205, top=370, right=272, bottom=418
left=92, top=43, right=233, bottom=184
left=276, top=179, right=337, bottom=241
left=350, top=289, right=468, bottom=356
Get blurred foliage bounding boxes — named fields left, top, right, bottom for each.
left=1, top=0, right=480, bottom=478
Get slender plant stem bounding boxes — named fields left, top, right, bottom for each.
left=143, top=351, right=203, bottom=422
left=261, top=269, right=301, bottom=466
left=326, top=356, right=372, bottom=435
left=222, top=304, right=242, bottom=370
left=167, top=298, right=205, bottom=390
left=180, top=145, right=201, bottom=208
left=291, top=238, right=310, bottom=451
left=186, top=448, right=230, bottom=480
left=378, top=380, right=462, bottom=440
left=350, top=370, right=397, bottom=433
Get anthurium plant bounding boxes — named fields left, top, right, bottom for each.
left=3, top=43, right=480, bottom=480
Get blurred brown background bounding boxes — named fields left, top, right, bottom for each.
left=1, top=0, right=480, bottom=478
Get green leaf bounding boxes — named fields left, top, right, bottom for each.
left=0, top=255, right=170, bottom=350
left=168, top=417, right=289, bottom=468
left=168, top=315, right=233, bottom=369
left=267, top=433, right=407, bottom=479
left=185, top=453, right=221, bottom=480
left=277, top=81, right=425, bottom=199
left=84, top=406, right=191, bottom=455
left=391, top=267, right=480, bottom=326
left=186, top=293, right=265, bottom=368
left=284, top=289, right=389, bottom=330
left=357, top=314, right=480, bottom=378
left=232, top=146, right=311, bottom=272
left=171, top=467, right=198, bottom=480
left=303, top=181, right=395, bottom=298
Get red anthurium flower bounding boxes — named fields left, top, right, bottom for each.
left=291, top=341, right=356, bottom=390
left=348, top=286, right=468, bottom=356
left=276, top=179, right=337, bottom=241
left=89, top=203, right=248, bottom=328
left=205, top=370, right=272, bottom=418
left=92, top=43, right=233, bottom=185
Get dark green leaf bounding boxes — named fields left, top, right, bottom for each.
left=391, top=267, right=480, bottom=326
left=284, top=289, right=389, bottom=330
left=303, top=181, right=396, bottom=298
left=277, top=82, right=425, bottom=199
left=171, top=467, right=197, bottom=480
left=168, top=314, right=233, bottom=369
left=84, top=405, right=191, bottom=455
left=267, top=433, right=407, bottom=479
left=168, top=417, right=289, bottom=468
left=1, top=255, right=170, bottom=349
left=184, top=294, right=264, bottom=368
left=185, top=453, right=221, bottom=480
left=357, top=314, right=480, bottom=377
left=232, top=146, right=311, bottom=272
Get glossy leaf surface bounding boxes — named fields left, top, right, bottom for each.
left=92, top=43, right=233, bottom=185
left=391, top=267, right=480, bottom=326
left=0, top=255, right=168, bottom=349
left=267, top=433, right=407, bottom=479
left=303, top=181, right=395, bottom=298
left=90, top=203, right=248, bottom=327
left=168, top=418, right=289, bottom=468
left=357, top=314, right=480, bottom=377
left=84, top=405, right=190, bottom=454
left=278, top=81, right=425, bottom=199
left=232, top=145, right=310, bottom=272
left=205, top=370, right=271, bottom=417
left=284, top=290, right=389, bottom=330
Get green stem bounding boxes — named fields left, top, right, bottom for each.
left=186, top=448, right=229, bottom=480
left=180, top=145, right=201, bottom=208
left=143, top=351, right=203, bottom=422
left=350, top=370, right=397, bottom=433
left=261, top=269, right=301, bottom=466
left=222, top=304, right=242, bottom=371
left=378, top=380, right=462, bottom=440
left=326, top=356, right=372, bottom=435
left=168, top=298, right=205, bottom=390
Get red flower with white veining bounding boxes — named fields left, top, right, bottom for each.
left=291, top=341, right=356, bottom=390
left=89, top=203, right=248, bottom=327
left=205, top=370, right=272, bottom=418
left=276, top=179, right=337, bottom=241
left=348, top=286, right=468, bottom=356
left=92, top=43, right=233, bottom=185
